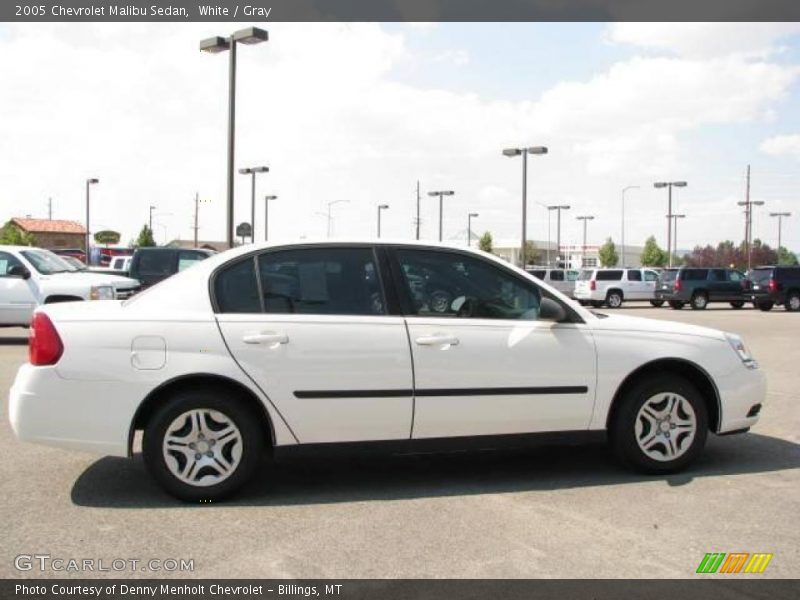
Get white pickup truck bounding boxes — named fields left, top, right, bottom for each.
left=0, top=246, right=140, bottom=326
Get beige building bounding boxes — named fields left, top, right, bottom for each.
left=9, top=218, right=86, bottom=250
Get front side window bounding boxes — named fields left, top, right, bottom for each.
left=258, top=248, right=384, bottom=316
left=396, top=249, right=541, bottom=320
left=0, top=251, right=24, bottom=277
left=729, top=270, right=745, bottom=283
left=644, top=270, right=659, bottom=282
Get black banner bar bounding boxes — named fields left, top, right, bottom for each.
left=3, top=0, right=800, bottom=23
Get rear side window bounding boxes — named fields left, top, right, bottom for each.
left=137, top=251, right=175, bottom=277
left=596, top=270, right=623, bottom=281
left=627, top=270, right=642, bottom=281
left=577, top=270, right=593, bottom=281
left=682, top=269, right=708, bottom=281
left=528, top=270, right=546, bottom=280
left=214, top=258, right=261, bottom=313
left=549, top=270, right=564, bottom=281
left=748, top=268, right=772, bottom=284
left=258, top=248, right=384, bottom=316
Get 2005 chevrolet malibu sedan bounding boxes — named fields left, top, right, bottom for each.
left=9, top=241, right=765, bottom=501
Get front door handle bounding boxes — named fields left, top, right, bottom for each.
left=415, top=334, right=459, bottom=347
left=243, top=332, right=289, bottom=345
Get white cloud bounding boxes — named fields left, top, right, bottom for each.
left=760, top=134, right=800, bottom=159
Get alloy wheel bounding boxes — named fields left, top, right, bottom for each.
left=634, top=393, right=697, bottom=462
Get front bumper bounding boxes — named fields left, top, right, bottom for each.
left=716, top=364, right=767, bottom=434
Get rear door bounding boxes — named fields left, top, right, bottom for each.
left=643, top=269, right=659, bottom=299
left=392, top=247, right=597, bottom=438
left=624, top=269, right=646, bottom=299
left=709, top=269, right=730, bottom=300
left=214, top=246, right=414, bottom=443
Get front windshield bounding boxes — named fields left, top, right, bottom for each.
left=21, top=249, right=79, bottom=274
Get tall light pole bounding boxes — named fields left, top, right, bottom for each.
left=670, top=214, right=686, bottom=259
left=503, top=146, right=548, bottom=267
left=654, top=180, right=687, bottom=267
left=323, top=199, right=349, bottom=238
left=428, top=190, right=455, bottom=242
left=467, top=212, right=479, bottom=246
left=263, top=195, right=278, bottom=242
left=738, top=198, right=765, bottom=270
left=239, top=166, right=269, bottom=243
left=84, top=178, right=99, bottom=264
left=770, top=212, right=791, bottom=251
left=621, top=185, right=639, bottom=268
left=200, top=27, right=269, bottom=249
left=576, top=215, right=594, bottom=268
left=548, top=205, right=570, bottom=268
left=377, top=204, right=389, bottom=238
left=149, top=205, right=156, bottom=231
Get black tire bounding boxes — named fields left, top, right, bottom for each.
left=668, top=300, right=685, bottom=310
left=143, top=387, right=266, bottom=502
left=690, top=292, right=708, bottom=310
left=757, top=301, right=774, bottom=312
left=785, top=291, right=800, bottom=312
left=606, top=290, right=624, bottom=308
left=609, top=374, right=708, bottom=474
left=730, top=301, right=745, bottom=309
left=650, top=299, right=665, bottom=308
left=590, top=301, right=604, bottom=308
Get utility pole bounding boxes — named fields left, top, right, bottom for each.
left=548, top=205, right=570, bottom=268
left=48, top=197, right=52, bottom=220
left=193, top=192, right=199, bottom=248
left=415, top=181, right=421, bottom=240
left=737, top=165, right=764, bottom=270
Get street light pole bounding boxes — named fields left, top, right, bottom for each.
left=738, top=197, right=765, bottom=270
left=149, top=205, right=156, bottom=231
left=427, top=190, right=455, bottom=242
left=377, top=204, right=389, bottom=238
left=503, top=146, right=548, bottom=267
left=548, top=205, right=570, bottom=267
left=200, top=27, right=269, bottom=249
left=621, top=185, right=639, bottom=268
left=467, top=212, right=479, bottom=246
left=670, top=214, right=686, bottom=259
left=239, top=166, right=269, bottom=243
left=325, top=199, right=349, bottom=238
left=770, top=212, right=791, bottom=251
left=263, top=195, right=278, bottom=242
left=654, top=180, right=687, bottom=267
left=84, top=178, right=99, bottom=264
left=576, top=215, right=594, bottom=268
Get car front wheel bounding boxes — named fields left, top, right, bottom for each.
left=610, top=375, right=708, bottom=474
left=143, top=388, right=265, bottom=502
left=606, top=291, right=624, bottom=308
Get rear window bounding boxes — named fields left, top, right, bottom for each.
left=660, top=270, right=677, bottom=283
left=596, top=270, right=623, bottom=281
left=681, top=269, right=708, bottom=281
left=748, top=268, right=772, bottom=284
left=549, top=270, right=564, bottom=281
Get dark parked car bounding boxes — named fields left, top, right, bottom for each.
left=746, top=266, right=800, bottom=312
left=129, top=247, right=214, bottom=290
left=655, top=267, right=749, bottom=310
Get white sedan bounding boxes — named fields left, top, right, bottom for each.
left=9, top=241, right=765, bottom=501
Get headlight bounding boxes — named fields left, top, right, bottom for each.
left=89, top=285, right=115, bottom=300
left=725, top=333, right=757, bottom=369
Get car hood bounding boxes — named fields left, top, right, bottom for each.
left=40, top=272, right=139, bottom=288
left=588, top=313, right=727, bottom=342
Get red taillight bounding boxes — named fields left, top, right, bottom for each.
left=590, top=280, right=596, bottom=291
left=29, top=313, right=63, bottom=366
left=674, top=279, right=682, bottom=292
left=768, top=278, right=777, bottom=293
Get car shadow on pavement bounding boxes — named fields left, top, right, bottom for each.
left=71, top=432, right=800, bottom=508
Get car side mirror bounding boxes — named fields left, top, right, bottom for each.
left=8, top=265, right=31, bottom=280
left=539, top=297, right=567, bottom=322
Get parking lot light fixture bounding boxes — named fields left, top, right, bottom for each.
left=654, top=181, right=688, bottom=267
left=503, top=145, right=548, bottom=267
left=263, top=195, right=278, bottom=242
left=548, top=204, right=570, bottom=267
left=200, top=27, right=268, bottom=249
left=428, top=190, right=455, bottom=241
left=770, top=212, right=792, bottom=250
left=467, top=212, right=479, bottom=247
left=239, top=166, right=269, bottom=243
left=84, top=178, right=99, bottom=263
left=377, top=204, right=389, bottom=238
left=576, top=215, right=594, bottom=268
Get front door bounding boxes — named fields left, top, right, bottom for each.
left=392, top=247, right=597, bottom=439
left=0, top=251, right=37, bottom=325
left=215, top=246, right=414, bottom=443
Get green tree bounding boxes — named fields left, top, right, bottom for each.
left=0, top=221, right=35, bottom=246
left=598, top=237, right=619, bottom=267
left=640, top=235, right=667, bottom=267
left=134, top=224, right=156, bottom=248
left=478, top=231, right=493, bottom=253
left=523, top=240, right=539, bottom=265
left=94, top=230, right=121, bottom=246
left=778, top=246, right=799, bottom=266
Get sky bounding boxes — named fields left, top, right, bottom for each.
left=1, top=22, right=800, bottom=252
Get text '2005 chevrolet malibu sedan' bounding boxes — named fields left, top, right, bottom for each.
left=9, top=241, right=765, bottom=501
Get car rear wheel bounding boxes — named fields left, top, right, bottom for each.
left=610, top=375, right=708, bottom=474
left=606, top=290, right=624, bottom=308
left=690, top=292, right=708, bottom=310
left=650, top=300, right=665, bottom=307
left=143, top=388, right=265, bottom=502
left=786, top=291, right=800, bottom=312
left=730, top=301, right=745, bottom=309
left=668, top=301, right=684, bottom=310
left=757, top=301, right=774, bottom=312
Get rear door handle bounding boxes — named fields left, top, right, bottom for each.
left=415, top=334, right=459, bottom=346
left=243, top=332, right=289, bottom=345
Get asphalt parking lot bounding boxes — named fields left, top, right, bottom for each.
left=1, top=305, right=798, bottom=579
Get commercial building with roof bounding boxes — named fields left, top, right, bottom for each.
left=7, top=218, right=86, bottom=250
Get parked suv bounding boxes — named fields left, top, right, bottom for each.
left=128, top=247, right=214, bottom=290
left=573, top=268, right=660, bottom=308
left=746, top=266, right=800, bottom=312
left=526, top=267, right=579, bottom=297
left=655, top=267, right=748, bottom=310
